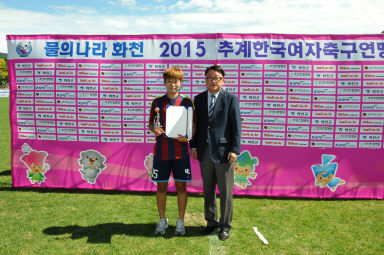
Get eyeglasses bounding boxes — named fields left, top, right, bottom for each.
left=206, top=76, right=224, bottom=81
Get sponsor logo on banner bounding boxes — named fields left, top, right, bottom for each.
left=18, top=127, right=36, bottom=133
left=35, top=70, right=54, bottom=76
left=56, top=99, right=76, bottom=105
left=123, top=63, right=144, bottom=69
left=360, top=134, right=382, bottom=141
left=56, top=77, right=75, bottom=83
left=35, top=106, right=55, bottom=112
left=18, top=133, right=36, bottom=139
left=242, top=124, right=261, bottom=130
left=100, top=108, right=121, bottom=114
left=102, top=137, right=122, bottom=142
left=57, top=63, right=76, bottom=68
left=286, top=140, right=309, bottom=147
left=335, top=134, right=358, bottom=140
left=312, top=118, right=334, bottom=125
left=79, top=122, right=98, bottom=128
left=363, top=96, right=384, bottom=102
left=241, top=139, right=261, bottom=145
left=336, top=119, right=358, bottom=125
left=79, top=136, right=99, bottom=142
left=359, top=142, right=382, bottom=148
left=56, top=70, right=76, bottom=76
left=262, top=140, right=284, bottom=146
left=287, top=133, right=309, bottom=140
left=146, top=63, right=167, bottom=70
left=263, top=132, right=285, bottom=139
left=364, top=73, right=384, bottom=79
left=16, top=77, right=34, bottom=83
left=78, top=63, right=98, bottom=69
left=240, top=64, right=263, bottom=70
left=16, top=70, right=33, bottom=76
left=242, top=132, right=261, bottom=138
left=15, top=63, right=33, bottom=69
left=287, top=125, right=310, bottom=132
left=289, top=64, right=311, bottom=71
left=58, top=135, right=77, bottom=141
left=314, top=80, right=337, bottom=86
left=126, top=137, right=145, bottom=143
left=16, top=41, right=32, bottom=57
left=264, top=117, right=286, bottom=124
left=36, top=120, right=55, bottom=126
left=101, top=130, right=122, bottom=136
left=123, top=123, right=144, bottom=129
left=17, top=85, right=34, bottom=90
left=79, top=129, right=99, bottom=135
left=57, top=128, right=77, bottom=134
left=337, top=112, right=360, bottom=118
left=56, top=85, right=76, bottom=90
left=57, top=121, right=76, bottom=127
left=288, top=95, right=310, bottom=102
left=364, top=81, right=384, bottom=86
left=311, top=126, right=334, bottom=133
left=310, top=141, right=333, bottom=148
left=18, top=120, right=35, bottom=126
left=101, top=85, right=120, bottom=92
left=288, top=80, right=311, bottom=86
left=37, top=134, right=56, bottom=140
left=123, top=130, right=144, bottom=136
left=289, top=72, right=311, bottom=79
left=288, top=110, right=310, bottom=117
left=240, top=72, right=262, bottom=78
left=17, top=99, right=34, bottom=105
left=78, top=114, right=98, bottom=121
left=360, top=127, right=383, bottom=133
left=338, top=65, right=361, bottom=71
left=264, top=72, right=287, bottom=78
left=101, top=71, right=121, bottom=77
left=288, top=118, right=310, bottom=124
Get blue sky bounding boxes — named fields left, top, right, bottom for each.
left=1, top=0, right=383, bottom=52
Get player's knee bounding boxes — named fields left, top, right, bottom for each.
left=157, top=182, right=168, bottom=193
left=175, top=182, right=187, bottom=193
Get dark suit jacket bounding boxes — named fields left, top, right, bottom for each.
left=190, top=89, right=241, bottom=163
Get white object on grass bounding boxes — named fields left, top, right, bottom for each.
left=253, top=227, right=269, bottom=244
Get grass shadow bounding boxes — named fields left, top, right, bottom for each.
left=0, top=185, right=206, bottom=198
left=43, top=223, right=203, bottom=243
left=0, top=169, right=11, bottom=176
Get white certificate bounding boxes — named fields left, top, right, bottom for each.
left=165, top=106, right=193, bottom=138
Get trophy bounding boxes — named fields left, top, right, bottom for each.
left=154, top=107, right=161, bottom=130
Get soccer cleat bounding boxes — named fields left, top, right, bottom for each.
left=155, top=218, right=168, bottom=235
left=175, top=219, right=185, bottom=235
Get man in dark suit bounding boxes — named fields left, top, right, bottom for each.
left=190, top=65, right=241, bottom=241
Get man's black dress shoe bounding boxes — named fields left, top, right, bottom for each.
left=218, top=228, right=230, bottom=241
left=201, top=225, right=218, bottom=235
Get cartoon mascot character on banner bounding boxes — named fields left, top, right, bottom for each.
left=20, top=143, right=50, bottom=184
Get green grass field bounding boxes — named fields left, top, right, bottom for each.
left=0, top=97, right=383, bottom=255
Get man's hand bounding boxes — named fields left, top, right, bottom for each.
left=190, top=148, right=197, bottom=160
left=228, top=152, right=237, bottom=164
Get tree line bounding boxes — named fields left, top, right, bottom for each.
left=0, top=53, right=8, bottom=88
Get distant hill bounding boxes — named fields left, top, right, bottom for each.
left=0, top=52, right=7, bottom=58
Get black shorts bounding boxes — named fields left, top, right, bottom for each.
left=152, top=157, right=191, bottom=182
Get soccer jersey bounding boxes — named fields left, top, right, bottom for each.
left=149, top=94, right=194, bottom=160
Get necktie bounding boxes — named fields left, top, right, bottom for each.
left=208, top=95, right=215, bottom=120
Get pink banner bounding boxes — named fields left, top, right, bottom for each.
left=7, top=34, right=384, bottom=199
